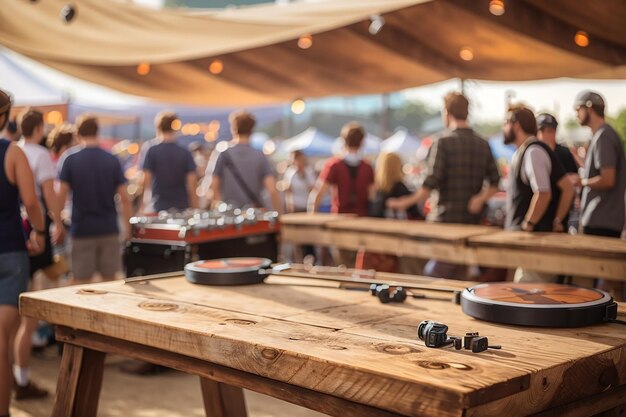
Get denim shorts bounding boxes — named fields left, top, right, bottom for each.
left=0, top=251, right=30, bottom=306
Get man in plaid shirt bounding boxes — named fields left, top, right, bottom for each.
left=387, top=92, right=500, bottom=279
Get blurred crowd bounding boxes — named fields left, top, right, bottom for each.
left=1, top=87, right=625, bottom=413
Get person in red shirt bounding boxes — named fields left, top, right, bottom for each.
left=308, top=122, right=374, bottom=216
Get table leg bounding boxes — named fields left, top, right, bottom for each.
left=52, top=343, right=105, bottom=417
left=200, top=376, right=247, bottom=417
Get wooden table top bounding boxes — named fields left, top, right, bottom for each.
left=326, top=218, right=496, bottom=243
left=20, top=276, right=626, bottom=417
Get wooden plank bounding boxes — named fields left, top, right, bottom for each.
left=200, top=377, right=248, bottom=417
left=281, top=224, right=333, bottom=246
left=468, top=231, right=626, bottom=260
left=531, top=383, right=626, bottom=417
left=51, top=343, right=105, bottom=417
left=55, top=326, right=404, bottom=417
left=326, top=218, right=496, bottom=243
left=22, top=279, right=626, bottom=417
left=279, top=213, right=352, bottom=226
left=472, top=246, right=626, bottom=281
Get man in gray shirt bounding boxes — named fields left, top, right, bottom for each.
left=574, top=91, right=626, bottom=238
left=206, top=111, right=281, bottom=212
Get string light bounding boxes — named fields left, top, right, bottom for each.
left=459, top=47, right=474, bottom=61
left=171, top=119, right=182, bottom=131
left=188, top=124, right=200, bottom=136
left=291, top=99, right=306, bottom=114
left=297, top=35, right=313, bottom=50
left=45, top=110, right=63, bottom=125
left=574, top=31, right=589, bottom=47
left=488, top=0, right=505, bottom=16
left=209, top=59, right=224, bottom=75
left=137, top=62, right=151, bottom=76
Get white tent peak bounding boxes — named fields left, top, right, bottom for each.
left=380, top=128, right=421, bottom=162
left=280, top=127, right=335, bottom=156
left=332, top=133, right=382, bottom=156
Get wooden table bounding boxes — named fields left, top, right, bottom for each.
left=280, top=213, right=626, bottom=280
left=20, top=274, right=626, bottom=417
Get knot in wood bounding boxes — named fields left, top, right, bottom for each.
left=225, top=319, right=256, bottom=325
left=76, top=289, right=107, bottom=295
left=376, top=343, right=419, bottom=355
left=327, top=345, right=347, bottom=350
left=138, top=301, right=179, bottom=311
left=261, top=348, right=282, bottom=361
left=417, top=361, right=451, bottom=370
left=598, top=366, right=618, bottom=389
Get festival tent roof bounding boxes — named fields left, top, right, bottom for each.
left=1, top=0, right=625, bottom=105
left=332, top=133, right=382, bottom=157
left=280, top=127, right=335, bottom=156
left=380, top=128, right=421, bottom=161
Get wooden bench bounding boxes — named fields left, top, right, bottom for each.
left=20, top=273, right=626, bottom=417
left=280, top=213, right=626, bottom=280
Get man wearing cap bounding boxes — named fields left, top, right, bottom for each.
left=503, top=104, right=574, bottom=282
left=536, top=113, right=580, bottom=230
left=574, top=91, right=626, bottom=239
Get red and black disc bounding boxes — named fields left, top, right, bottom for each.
left=461, top=282, right=617, bottom=327
left=185, top=257, right=272, bottom=285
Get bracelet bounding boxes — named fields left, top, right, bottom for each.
left=34, top=229, right=46, bottom=235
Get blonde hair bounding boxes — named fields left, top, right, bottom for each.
left=375, top=152, right=404, bottom=194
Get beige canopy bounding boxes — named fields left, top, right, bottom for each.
left=1, top=0, right=625, bottom=105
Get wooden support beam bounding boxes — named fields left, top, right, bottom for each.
left=52, top=344, right=105, bottom=417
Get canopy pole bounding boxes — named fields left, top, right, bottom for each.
left=459, top=78, right=466, bottom=94
left=380, top=93, right=390, bottom=138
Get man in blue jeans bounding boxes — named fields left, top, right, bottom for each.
left=0, top=89, right=45, bottom=417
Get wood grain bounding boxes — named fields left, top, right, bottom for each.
left=200, top=377, right=248, bottom=417
left=20, top=276, right=626, bottom=417
left=52, top=344, right=105, bottom=417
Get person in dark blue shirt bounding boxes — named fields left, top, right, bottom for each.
left=141, top=112, right=198, bottom=212
left=58, top=115, right=132, bottom=282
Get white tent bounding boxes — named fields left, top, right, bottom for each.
left=380, top=128, right=421, bottom=162
left=280, top=127, right=335, bottom=156
left=0, top=50, right=65, bottom=106
left=332, top=133, right=382, bottom=157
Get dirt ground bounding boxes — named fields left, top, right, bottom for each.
left=11, top=345, right=327, bottom=417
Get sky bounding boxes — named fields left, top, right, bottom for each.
left=404, top=78, right=626, bottom=124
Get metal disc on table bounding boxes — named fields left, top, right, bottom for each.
left=461, top=282, right=617, bottom=327
left=185, top=257, right=272, bottom=285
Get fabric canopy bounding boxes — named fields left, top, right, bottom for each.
left=1, top=0, right=625, bottom=105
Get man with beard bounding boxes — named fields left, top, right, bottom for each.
left=387, top=92, right=500, bottom=279
left=503, top=105, right=574, bottom=282
left=574, top=91, right=626, bottom=296
left=574, top=91, right=626, bottom=238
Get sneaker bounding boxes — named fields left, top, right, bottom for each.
left=14, top=381, right=49, bottom=400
